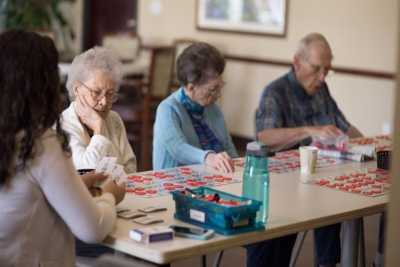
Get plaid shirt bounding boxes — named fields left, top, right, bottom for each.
left=255, top=69, right=350, bottom=149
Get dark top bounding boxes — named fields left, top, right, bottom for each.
left=255, top=69, right=350, bottom=149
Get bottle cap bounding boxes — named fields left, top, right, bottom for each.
left=246, top=141, right=269, bottom=157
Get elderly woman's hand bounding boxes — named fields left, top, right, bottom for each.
left=205, top=151, right=235, bottom=173
left=75, top=93, right=105, bottom=135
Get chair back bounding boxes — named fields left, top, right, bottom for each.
left=147, top=46, right=175, bottom=98
left=102, top=34, right=141, bottom=62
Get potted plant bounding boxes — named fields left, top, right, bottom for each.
left=0, top=0, right=75, bottom=57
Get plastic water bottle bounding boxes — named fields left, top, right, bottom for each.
left=242, top=141, right=269, bottom=224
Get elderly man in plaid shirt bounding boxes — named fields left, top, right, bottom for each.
left=254, top=33, right=362, bottom=267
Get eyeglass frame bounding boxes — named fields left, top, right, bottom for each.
left=78, top=81, right=119, bottom=103
left=197, top=75, right=226, bottom=97
left=302, top=57, right=333, bottom=77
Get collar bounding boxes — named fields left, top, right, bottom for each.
left=287, top=68, right=313, bottom=101
left=179, top=87, right=204, bottom=116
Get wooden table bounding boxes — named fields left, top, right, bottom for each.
left=104, top=161, right=387, bottom=265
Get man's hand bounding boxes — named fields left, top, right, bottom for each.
left=205, top=152, right=235, bottom=173
left=75, top=93, right=105, bottom=135
left=306, top=125, right=343, bottom=139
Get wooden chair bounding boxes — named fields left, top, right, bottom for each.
left=113, top=45, right=175, bottom=171
left=102, top=34, right=141, bottom=63
left=139, top=45, right=175, bottom=170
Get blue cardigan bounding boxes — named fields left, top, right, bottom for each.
left=152, top=88, right=238, bottom=170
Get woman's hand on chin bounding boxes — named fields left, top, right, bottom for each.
left=75, top=94, right=105, bottom=135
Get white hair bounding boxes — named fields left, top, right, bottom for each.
left=295, top=33, right=332, bottom=60
left=66, top=46, right=123, bottom=100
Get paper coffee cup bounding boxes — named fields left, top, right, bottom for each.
left=299, top=146, right=318, bottom=178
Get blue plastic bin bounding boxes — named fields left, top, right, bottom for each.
left=171, top=187, right=265, bottom=235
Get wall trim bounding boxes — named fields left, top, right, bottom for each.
left=224, top=54, right=396, bottom=80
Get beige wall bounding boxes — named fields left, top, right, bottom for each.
left=139, top=0, right=398, bottom=138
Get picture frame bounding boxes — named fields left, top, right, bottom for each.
left=196, top=0, right=288, bottom=37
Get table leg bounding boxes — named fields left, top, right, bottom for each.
left=213, top=251, right=224, bottom=267
left=341, top=218, right=363, bottom=267
left=202, top=255, right=207, bottom=267
left=289, top=231, right=309, bottom=267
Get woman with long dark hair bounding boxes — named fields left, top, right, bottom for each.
left=0, top=30, right=125, bottom=267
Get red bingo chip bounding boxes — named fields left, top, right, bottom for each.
left=327, top=183, right=336, bottom=188
left=134, top=187, right=145, bottom=191
left=351, top=188, right=361, bottom=193
left=186, top=181, right=198, bottom=187
left=128, top=175, right=144, bottom=182
left=153, top=172, right=167, bottom=178
left=218, top=200, right=239, bottom=206
left=164, top=186, right=176, bottom=191
left=146, top=189, right=157, bottom=194
left=346, top=184, right=356, bottom=189
left=316, top=179, right=329, bottom=186
left=134, top=189, right=146, bottom=195
left=204, top=194, right=215, bottom=201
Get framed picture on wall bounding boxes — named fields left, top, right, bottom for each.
left=196, top=0, right=288, bottom=37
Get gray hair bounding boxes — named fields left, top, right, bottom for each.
left=295, top=33, right=332, bottom=60
left=66, top=46, right=123, bottom=100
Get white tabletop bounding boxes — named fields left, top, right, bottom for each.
left=104, top=160, right=387, bottom=264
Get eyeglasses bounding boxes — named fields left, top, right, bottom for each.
left=303, top=58, right=332, bottom=77
left=78, top=81, right=118, bottom=103
left=201, top=77, right=225, bottom=96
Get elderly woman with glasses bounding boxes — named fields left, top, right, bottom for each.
left=61, top=47, right=136, bottom=173
left=153, top=42, right=237, bottom=173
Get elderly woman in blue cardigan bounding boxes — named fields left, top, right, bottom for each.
left=153, top=42, right=237, bottom=173
left=153, top=42, right=287, bottom=267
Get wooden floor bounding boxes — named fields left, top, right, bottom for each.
left=172, top=214, right=381, bottom=267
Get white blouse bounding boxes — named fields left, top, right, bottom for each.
left=61, top=102, right=137, bottom=173
left=0, top=129, right=116, bottom=267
